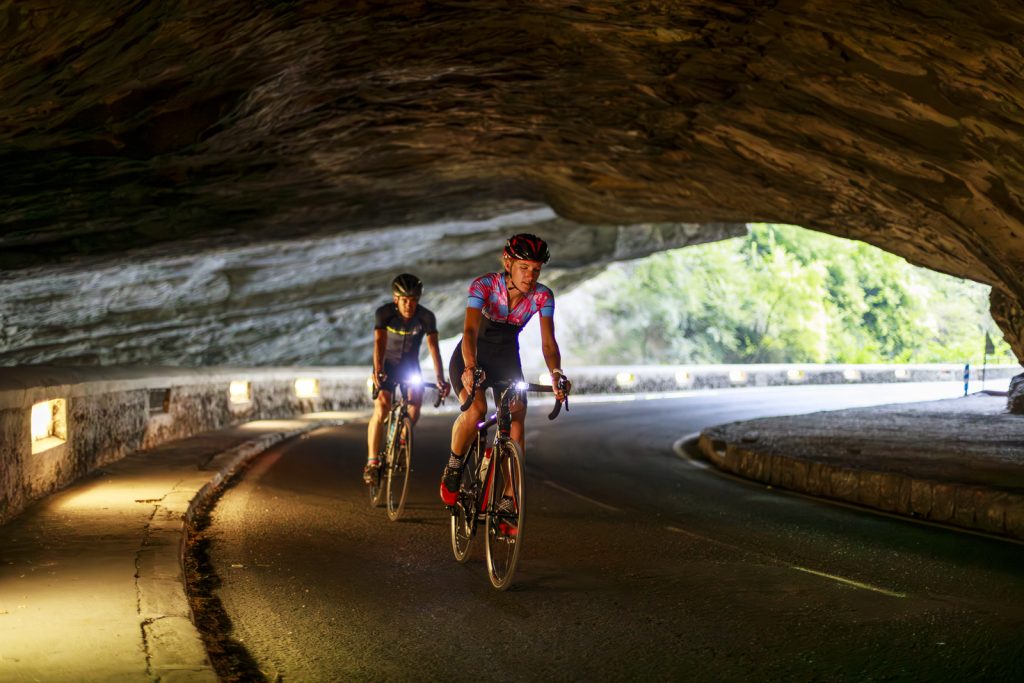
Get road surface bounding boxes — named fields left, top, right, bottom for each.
left=199, top=383, right=1024, bottom=681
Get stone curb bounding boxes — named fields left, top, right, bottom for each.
left=136, top=420, right=337, bottom=682
left=692, top=433, right=1024, bottom=542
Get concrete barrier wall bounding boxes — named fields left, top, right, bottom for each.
left=1, top=363, right=1019, bottom=525
left=0, top=367, right=371, bottom=525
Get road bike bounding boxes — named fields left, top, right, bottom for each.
left=449, top=370, right=568, bottom=590
left=369, top=374, right=444, bottom=521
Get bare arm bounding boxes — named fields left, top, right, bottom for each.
left=426, top=332, right=445, bottom=382
left=539, top=316, right=568, bottom=400
left=461, top=308, right=483, bottom=369
left=372, top=328, right=387, bottom=380
left=539, top=316, right=562, bottom=374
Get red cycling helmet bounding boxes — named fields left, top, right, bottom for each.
left=503, top=233, right=550, bottom=264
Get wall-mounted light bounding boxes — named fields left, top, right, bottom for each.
left=675, top=370, right=693, bottom=387
left=229, top=380, right=252, bottom=404
left=294, top=378, right=320, bottom=398
left=537, top=372, right=552, bottom=386
left=615, top=371, right=636, bottom=387
left=728, top=369, right=748, bottom=384
left=786, top=369, right=806, bottom=382
left=31, top=399, right=67, bottom=454
left=842, top=369, right=862, bottom=381
left=894, top=368, right=910, bottom=379
left=149, top=388, right=170, bottom=414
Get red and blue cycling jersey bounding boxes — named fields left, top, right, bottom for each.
left=467, top=272, right=554, bottom=344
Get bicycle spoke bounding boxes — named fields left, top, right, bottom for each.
left=484, top=440, right=525, bottom=590
left=386, top=417, right=413, bottom=521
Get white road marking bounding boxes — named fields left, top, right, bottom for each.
left=665, top=526, right=906, bottom=598
left=665, top=525, right=747, bottom=553
left=789, top=565, right=907, bottom=598
left=543, top=480, right=622, bottom=512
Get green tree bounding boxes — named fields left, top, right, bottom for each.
left=559, top=223, right=1014, bottom=365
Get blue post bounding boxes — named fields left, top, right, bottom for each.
left=963, top=362, right=970, bottom=396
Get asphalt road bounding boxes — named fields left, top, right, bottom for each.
left=202, top=384, right=1024, bottom=682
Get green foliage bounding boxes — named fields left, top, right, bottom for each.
left=562, top=224, right=1015, bottom=365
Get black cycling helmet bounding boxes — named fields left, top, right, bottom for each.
left=391, top=273, right=423, bottom=297
left=503, top=233, right=550, bottom=264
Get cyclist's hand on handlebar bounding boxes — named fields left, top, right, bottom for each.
left=461, top=366, right=484, bottom=391
left=552, top=372, right=571, bottom=402
left=373, top=371, right=387, bottom=390
left=438, top=377, right=451, bottom=398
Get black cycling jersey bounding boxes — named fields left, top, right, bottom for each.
left=374, top=303, right=437, bottom=366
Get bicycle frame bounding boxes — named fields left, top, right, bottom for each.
left=450, top=375, right=568, bottom=587
left=370, top=374, right=444, bottom=516
left=383, top=379, right=441, bottom=450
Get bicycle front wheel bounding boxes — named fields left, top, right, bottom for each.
left=484, top=439, right=525, bottom=590
left=385, top=417, right=413, bottom=521
left=369, top=417, right=390, bottom=507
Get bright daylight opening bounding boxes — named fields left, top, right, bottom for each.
left=31, top=399, right=67, bottom=454
left=511, top=223, right=1015, bottom=375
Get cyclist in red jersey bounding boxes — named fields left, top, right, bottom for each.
left=440, top=234, right=570, bottom=508
left=365, top=273, right=450, bottom=483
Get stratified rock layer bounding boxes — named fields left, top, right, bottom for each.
left=1, top=2, right=1023, bottom=365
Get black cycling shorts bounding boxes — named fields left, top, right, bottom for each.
left=449, top=338, right=526, bottom=406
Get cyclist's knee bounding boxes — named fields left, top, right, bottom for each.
left=462, top=398, right=486, bottom=423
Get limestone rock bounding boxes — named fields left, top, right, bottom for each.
left=1, top=3, right=1023, bottom=363
left=1008, top=374, right=1024, bottom=415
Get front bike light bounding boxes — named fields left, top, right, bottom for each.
left=515, top=380, right=530, bottom=391
left=406, top=373, right=423, bottom=387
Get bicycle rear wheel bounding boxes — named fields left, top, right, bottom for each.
left=385, top=417, right=413, bottom=521
left=450, top=443, right=480, bottom=563
left=484, top=439, right=524, bottom=590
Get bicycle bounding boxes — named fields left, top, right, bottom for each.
left=369, top=374, right=444, bottom=521
left=449, top=369, right=569, bottom=590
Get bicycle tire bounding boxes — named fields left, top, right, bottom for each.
left=385, top=417, right=413, bottom=521
left=484, top=440, right=524, bottom=590
left=450, top=443, right=480, bottom=563
left=369, top=415, right=391, bottom=507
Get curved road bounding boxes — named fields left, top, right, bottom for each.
left=203, top=385, right=1024, bottom=681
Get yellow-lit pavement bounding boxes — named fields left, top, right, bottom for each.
left=0, top=412, right=361, bottom=683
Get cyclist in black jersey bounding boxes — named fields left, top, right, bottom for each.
left=439, top=234, right=570, bottom=507
left=365, top=273, right=450, bottom=483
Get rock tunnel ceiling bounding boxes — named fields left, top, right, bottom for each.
left=1, top=1, right=1023, bottom=367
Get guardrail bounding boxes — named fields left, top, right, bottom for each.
left=538, top=363, right=1022, bottom=394
left=2, top=363, right=1020, bottom=525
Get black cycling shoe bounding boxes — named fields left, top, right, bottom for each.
left=362, top=458, right=380, bottom=485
